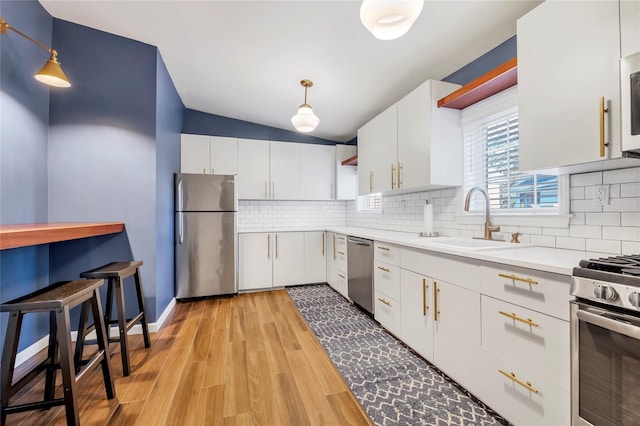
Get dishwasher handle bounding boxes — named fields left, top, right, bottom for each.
left=347, top=237, right=372, bottom=247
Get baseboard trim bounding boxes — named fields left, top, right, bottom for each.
left=13, top=298, right=176, bottom=368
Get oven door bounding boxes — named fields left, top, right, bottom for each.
left=571, top=302, right=640, bottom=426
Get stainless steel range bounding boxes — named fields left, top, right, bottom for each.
left=570, top=255, right=640, bottom=426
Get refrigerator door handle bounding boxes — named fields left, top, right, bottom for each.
left=177, top=178, right=184, bottom=211
left=178, top=212, right=184, bottom=244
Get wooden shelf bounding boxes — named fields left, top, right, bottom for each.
left=437, top=57, right=517, bottom=110
left=0, top=222, right=125, bottom=250
left=341, top=155, right=358, bottom=166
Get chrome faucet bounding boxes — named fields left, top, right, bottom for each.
left=464, top=186, right=501, bottom=240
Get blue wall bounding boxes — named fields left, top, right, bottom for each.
left=443, top=36, right=517, bottom=86
left=0, top=0, right=53, bottom=351
left=183, top=108, right=342, bottom=145
left=155, top=52, right=184, bottom=317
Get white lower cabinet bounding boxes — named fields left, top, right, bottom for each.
left=400, top=269, right=434, bottom=362
left=239, top=231, right=325, bottom=291
left=303, top=231, right=326, bottom=284
left=374, top=290, right=401, bottom=337
left=326, top=233, right=349, bottom=298
left=336, top=271, right=348, bottom=299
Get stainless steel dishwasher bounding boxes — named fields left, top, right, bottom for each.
left=347, top=236, right=374, bottom=315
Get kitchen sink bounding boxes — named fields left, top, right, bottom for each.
left=418, top=236, right=532, bottom=251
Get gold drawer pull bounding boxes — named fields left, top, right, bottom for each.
left=378, top=297, right=391, bottom=306
left=337, top=251, right=345, bottom=256
left=498, top=273, right=538, bottom=285
left=498, top=370, right=539, bottom=394
left=599, top=96, right=609, bottom=157
left=338, top=273, right=346, bottom=279
left=377, top=266, right=390, bottom=273
left=499, top=311, right=539, bottom=327
left=377, top=246, right=390, bottom=251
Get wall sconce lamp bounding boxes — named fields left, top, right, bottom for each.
left=360, top=0, right=424, bottom=40
left=291, top=79, right=320, bottom=133
left=0, top=16, right=71, bottom=88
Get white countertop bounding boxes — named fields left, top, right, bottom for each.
left=240, top=226, right=610, bottom=275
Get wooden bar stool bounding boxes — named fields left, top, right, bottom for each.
left=0, top=279, right=116, bottom=426
left=79, top=261, right=150, bottom=376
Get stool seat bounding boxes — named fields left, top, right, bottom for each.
left=80, top=261, right=143, bottom=280
left=1, top=279, right=116, bottom=426
left=78, top=260, right=150, bottom=376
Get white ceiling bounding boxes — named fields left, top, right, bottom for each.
left=39, top=1, right=541, bottom=142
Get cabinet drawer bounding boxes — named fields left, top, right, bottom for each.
left=374, top=261, right=400, bottom=299
left=335, top=234, right=347, bottom=253
left=401, top=248, right=480, bottom=292
left=336, top=271, right=349, bottom=299
left=481, top=296, right=570, bottom=391
left=374, top=241, right=400, bottom=265
left=480, top=263, right=571, bottom=320
left=336, top=249, right=347, bottom=273
left=475, top=349, right=569, bottom=426
left=375, top=290, right=401, bottom=337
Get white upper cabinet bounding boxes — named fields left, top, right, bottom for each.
left=181, top=134, right=238, bottom=175
left=335, top=145, right=357, bottom=200
left=621, top=0, right=640, bottom=57
left=517, top=1, right=624, bottom=172
left=181, top=134, right=210, bottom=174
left=237, top=138, right=270, bottom=199
left=210, top=136, right=238, bottom=175
left=270, top=141, right=301, bottom=200
left=397, top=80, right=462, bottom=190
left=358, top=104, right=398, bottom=195
left=300, top=144, right=335, bottom=200
left=357, top=80, right=462, bottom=195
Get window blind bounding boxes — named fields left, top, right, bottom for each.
left=462, top=88, right=559, bottom=213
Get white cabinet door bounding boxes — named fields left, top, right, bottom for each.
left=357, top=104, right=397, bottom=194
left=300, top=144, right=334, bottom=200
left=304, top=231, right=327, bottom=283
left=397, top=80, right=462, bottom=189
left=433, top=280, right=481, bottom=389
left=335, top=145, right=357, bottom=200
left=237, top=139, right=270, bottom=199
left=238, top=233, right=273, bottom=290
left=621, top=0, right=640, bottom=57
left=400, top=269, right=434, bottom=362
left=210, top=136, right=238, bottom=175
left=181, top=134, right=210, bottom=174
left=272, top=232, right=305, bottom=286
left=270, top=142, right=300, bottom=200
left=518, top=1, right=622, bottom=171
left=326, top=232, right=338, bottom=289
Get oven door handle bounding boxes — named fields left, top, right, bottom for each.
left=576, top=309, right=640, bottom=340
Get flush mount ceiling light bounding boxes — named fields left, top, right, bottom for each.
left=0, top=16, right=71, bottom=88
left=360, top=0, right=424, bottom=40
left=291, top=79, right=319, bottom=133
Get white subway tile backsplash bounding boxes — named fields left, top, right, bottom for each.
left=571, top=172, right=602, bottom=187
left=586, top=239, right=621, bottom=254
left=610, top=184, right=621, bottom=199
left=621, top=213, right=640, bottom=227
left=569, top=225, right=602, bottom=239
left=585, top=212, right=620, bottom=226
left=603, top=198, right=640, bottom=212
left=530, top=235, right=556, bottom=248
left=621, top=183, right=640, bottom=198
left=571, top=199, right=602, bottom=213
left=602, top=226, right=640, bottom=241
left=570, top=187, right=585, bottom=200
left=622, top=241, right=640, bottom=254
left=571, top=212, right=586, bottom=225
left=556, top=237, right=586, bottom=251
left=603, top=167, right=640, bottom=184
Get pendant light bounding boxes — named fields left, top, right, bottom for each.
left=360, top=0, right=424, bottom=41
left=291, top=79, right=319, bottom=133
left=0, top=16, right=71, bottom=88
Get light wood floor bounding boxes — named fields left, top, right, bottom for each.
left=5, top=289, right=371, bottom=425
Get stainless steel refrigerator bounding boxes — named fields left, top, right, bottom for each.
left=175, top=173, right=237, bottom=299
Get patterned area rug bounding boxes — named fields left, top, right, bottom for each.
left=286, top=284, right=509, bottom=426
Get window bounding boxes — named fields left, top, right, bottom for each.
left=463, top=87, right=561, bottom=215
left=358, top=193, right=382, bottom=211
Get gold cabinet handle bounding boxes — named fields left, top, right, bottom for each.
left=322, top=232, right=325, bottom=256
left=378, top=297, right=391, bottom=306
left=377, top=246, right=390, bottom=251
left=423, top=278, right=428, bottom=316
left=275, top=234, right=278, bottom=259
left=391, top=163, right=396, bottom=189
left=369, top=171, right=373, bottom=193
left=433, top=281, right=440, bottom=321
left=333, top=234, right=336, bottom=260
left=398, top=162, right=403, bottom=189
left=599, top=96, right=609, bottom=157
left=377, top=266, right=390, bottom=273
left=337, top=251, right=345, bottom=256
left=498, top=370, right=539, bottom=394
left=499, top=311, right=539, bottom=327
left=498, top=273, right=538, bottom=286
left=338, top=273, right=346, bottom=279
left=267, top=234, right=270, bottom=259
